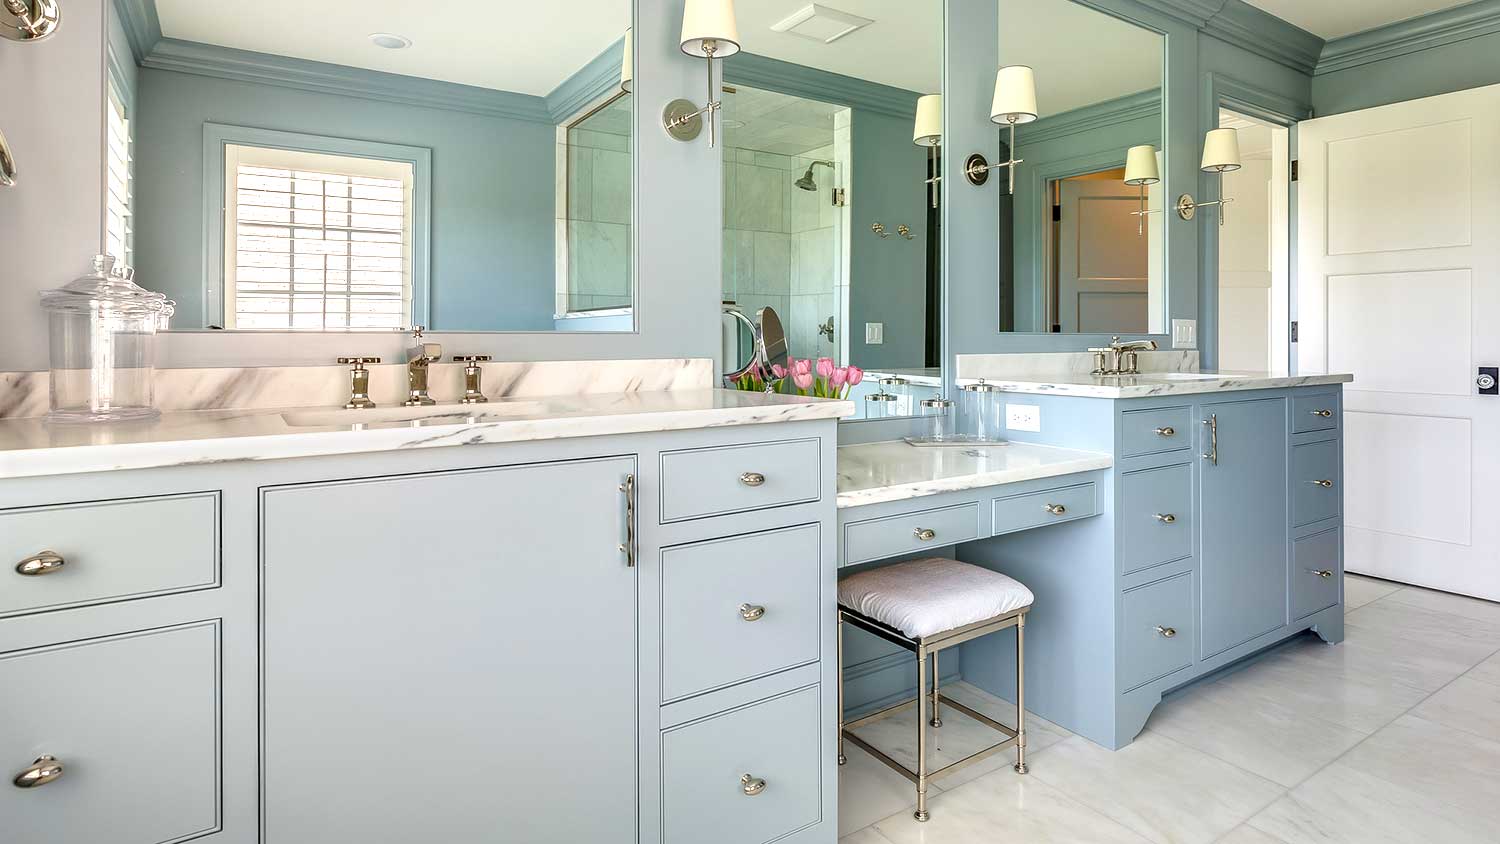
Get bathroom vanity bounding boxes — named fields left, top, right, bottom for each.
left=0, top=390, right=850, bottom=844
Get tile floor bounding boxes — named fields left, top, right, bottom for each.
left=839, top=574, right=1500, bottom=844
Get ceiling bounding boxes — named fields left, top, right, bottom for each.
left=1241, top=0, right=1475, bottom=40
left=721, top=87, right=845, bottom=156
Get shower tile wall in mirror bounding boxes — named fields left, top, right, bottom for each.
left=106, top=0, right=633, bottom=333
left=997, top=0, right=1165, bottom=335
left=719, top=0, right=942, bottom=419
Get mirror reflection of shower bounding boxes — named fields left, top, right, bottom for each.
left=795, top=161, right=835, bottom=192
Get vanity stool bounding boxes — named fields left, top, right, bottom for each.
left=836, top=557, right=1034, bottom=822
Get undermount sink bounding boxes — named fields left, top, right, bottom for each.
left=281, top=402, right=546, bottom=429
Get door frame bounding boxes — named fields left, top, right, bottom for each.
left=1199, top=73, right=1311, bottom=371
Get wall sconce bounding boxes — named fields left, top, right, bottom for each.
left=965, top=65, right=1038, bottom=193
left=1177, top=127, right=1241, bottom=225
left=1123, top=144, right=1160, bottom=236
left=913, top=94, right=942, bottom=209
left=664, top=0, right=740, bottom=148
left=1, top=0, right=61, bottom=42
left=620, top=27, right=633, bottom=93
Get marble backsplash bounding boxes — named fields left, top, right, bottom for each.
left=956, top=350, right=1201, bottom=381
left=0, top=358, right=714, bottom=419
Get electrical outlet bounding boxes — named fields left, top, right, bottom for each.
left=865, top=323, right=884, bottom=344
left=1006, top=403, right=1041, bottom=433
left=1172, top=319, right=1197, bottom=349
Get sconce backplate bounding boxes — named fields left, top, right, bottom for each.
left=662, top=99, right=703, bottom=142
left=964, top=154, right=991, bottom=187
left=1176, top=194, right=1197, bottom=221
left=1, top=0, right=61, bottom=42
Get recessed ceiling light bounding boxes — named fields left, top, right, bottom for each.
left=368, top=33, right=412, bottom=50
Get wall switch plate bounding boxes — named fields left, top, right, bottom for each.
left=865, top=323, right=884, bottom=344
left=1006, top=403, right=1041, bottom=433
left=1172, top=319, right=1197, bottom=349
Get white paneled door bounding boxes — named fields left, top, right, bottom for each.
left=1298, top=83, right=1500, bottom=600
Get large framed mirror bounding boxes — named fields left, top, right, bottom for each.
left=718, top=2, right=943, bottom=420
left=106, top=0, right=634, bottom=334
left=997, top=0, right=1165, bottom=335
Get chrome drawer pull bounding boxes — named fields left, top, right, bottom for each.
left=13, top=756, right=63, bottom=789
left=739, top=472, right=766, bottom=487
left=913, top=527, right=937, bottom=541
left=738, top=603, right=766, bottom=622
left=1202, top=414, right=1218, bottom=465
left=740, top=774, right=766, bottom=796
left=618, top=474, right=637, bottom=568
left=1310, top=569, right=1334, bottom=579
left=1309, top=479, right=1334, bottom=488
left=1154, top=513, right=1177, bottom=524
left=1044, top=504, right=1067, bottom=516
left=1310, top=409, right=1334, bottom=418
left=15, top=551, right=64, bottom=576
left=1154, top=626, right=1177, bottom=639
left=1154, top=426, right=1175, bottom=437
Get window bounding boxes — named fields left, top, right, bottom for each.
left=105, top=84, right=132, bottom=264
left=223, top=145, right=415, bottom=331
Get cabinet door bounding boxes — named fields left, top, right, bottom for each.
left=261, top=456, right=636, bottom=844
left=1199, top=398, right=1289, bottom=657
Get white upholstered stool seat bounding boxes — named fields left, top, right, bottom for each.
left=837, top=557, right=1035, bottom=640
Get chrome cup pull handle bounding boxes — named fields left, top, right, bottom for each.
left=1045, top=504, right=1067, bottom=516
left=13, top=756, right=63, bottom=789
left=1154, top=626, right=1177, bottom=639
left=1154, top=513, right=1177, bottom=524
left=1310, top=479, right=1334, bottom=488
left=739, top=472, right=766, bottom=487
left=913, top=527, right=937, bottom=541
left=740, top=774, right=766, bottom=796
left=738, top=603, right=766, bottom=622
left=15, top=551, right=64, bottom=576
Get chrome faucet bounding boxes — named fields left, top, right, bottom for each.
left=403, top=326, right=442, bottom=407
left=1089, top=336, right=1159, bottom=376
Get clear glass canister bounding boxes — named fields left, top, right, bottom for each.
left=918, top=397, right=956, bottom=442
left=40, top=255, right=170, bottom=424
left=959, top=380, right=1004, bottom=442
left=878, top=376, right=911, bottom=416
left=864, top=391, right=897, bottom=420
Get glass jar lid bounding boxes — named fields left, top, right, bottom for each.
left=919, top=398, right=954, bottom=408
left=40, top=255, right=169, bottom=317
left=961, top=379, right=1001, bottom=392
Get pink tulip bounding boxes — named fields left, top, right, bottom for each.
left=846, top=366, right=864, bottom=386
left=792, top=369, right=814, bottom=391
left=793, top=358, right=813, bottom=376
left=829, top=366, right=849, bottom=389
left=771, top=363, right=786, bottom=379
left=816, top=357, right=835, bottom=378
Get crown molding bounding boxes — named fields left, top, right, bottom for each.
left=1203, top=1, right=1323, bottom=75
left=1316, top=0, right=1500, bottom=75
left=112, top=0, right=162, bottom=64
left=1018, top=89, right=1162, bottom=145
left=1124, top=0, right=1225, bottom=27
left=724, top=53, right=921, bottom=120
left=545, top=36, right=627, bottom=123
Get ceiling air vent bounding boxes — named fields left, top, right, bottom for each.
left=770, top=4, right=875, bottom=44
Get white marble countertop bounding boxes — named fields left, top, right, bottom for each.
left=837, top=439, right=1113, bottom=509
left=955, top=371, right=1353, bottom=399
left=0, top=390, right=854, bottom=480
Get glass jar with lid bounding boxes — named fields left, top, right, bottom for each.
left=863, top=391, right=898, bottom=420
left=918, top=397, right=956, bottom=442
left=40, top=255, right=170, bottom=423
left=877, top=376, right=911, bottom=416
left=959, top=379, right=1005, bottom=443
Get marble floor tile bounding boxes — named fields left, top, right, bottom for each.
left=1467, top=650, right=1500, bottom=687
left=1341, top=574, right=1401, bottom=609
left=1026, top=731, right=1284, bottom=844
left=1216, top=824, right=1288, bottom=844
left=1380, top=583, right=1500, bottom=627
left=1145, top=681, right=1367, bottom=787
left=871, top=767, right=1152, bottom=844
left=841, top=827, right=897, bottom=844
left=1212, top=644, right=1429, bottom=734
left=1338, top=714, right=1500, bottom=820
left=1247, top=759, right=1499, bottom=844
left=1346, top=597, right=1500, bottom=650
left=1280, top=619, right=1486, bottom=693
left=1410, top=674, right=1500, bottom=739
left=839, top=744, right=938, bottom=837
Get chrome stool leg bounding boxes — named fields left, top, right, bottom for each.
left=929, top=651, right=943, bottom=728
left=837, top=612, right=847, bottom=766
left=915, top=643, right=930, bottom=822
left=1014, top=611, right=1029, bottom=775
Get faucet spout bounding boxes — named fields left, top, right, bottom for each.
left=403, top=326, right=442, bottom=406
left=1088, top=336, right=1158, bottom=376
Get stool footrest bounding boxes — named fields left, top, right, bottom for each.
left=840, top=691, right=1021, bottom=786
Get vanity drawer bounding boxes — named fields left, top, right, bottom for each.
left=662, top=525, right=822, bottom=701
left=1291, top=440, right=1341, bottom=526
left=662, top=685, right=822, bottom=844
left=992, top=483, right=1097, bottom=536
left=1120, top=464, right=1192, bottom=574
left=843, top=502, right=979, bottom=566
left=0, top=492, right=220, bottom=619
left=1120, top=572, right=1194, bottom=691
left=660, top=438, right=822, bottom=523
left=0, top=622, right=220, bottom=843
left=1292, top=529, right=1342, bottom=620
left=1121, top=407, right=1193, bottom=458
left=1292, top=392, right=1340, bottom=434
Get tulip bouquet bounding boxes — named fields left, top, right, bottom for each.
left=731, top=357, right=864, bottom=399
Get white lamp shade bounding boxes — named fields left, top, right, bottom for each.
left=620, top=28, right=633, bottom=93
left=990, top=65, right=1038, bottom=124
left=1123, top=144, right=1160, bottom=185
left=913, top=94, right=942, bottom=147
left=1201, top=128, right=1242, bottom=172
left=681, top=0, right=740, bottom=58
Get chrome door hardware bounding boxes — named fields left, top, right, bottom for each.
left=0, top=127, right=16, bottom=187
left=871, top=222, right=890, bottom=239
left=15, top=550, right=64, bottom=576
left=1044, top=504, right=1067, bottom=516
left=738, top=603, right=766, bottom=622
left=1309, top=569, right=1334, bottom=579
left=1153, top=513, right=1177, bottom=524
left=453, top=355, right=492, bottom=404
left=337, top=357, right=380, bottom=409
left=1154, top=426, right=1175, bottom=437
left=1309, top=408, right=1334, bottom=418
left=1202, top=414, right=1218, bottom=465
left=740, top=774, right=766, bottom=796
left=1479, top=367, right=1498, bottom=395
left=1, top=1, right=61, bottom=42
left=12, top=755, right=63, bottom=788
left=618, top=474, right=636, bottom=568
left=1154, top=625, right=1177, bottom=639
left=739, top=472, right=766, bottom=487
left=1309, top=479, right=1334, bottom=488
left=913, top=527, right=937, bottom=541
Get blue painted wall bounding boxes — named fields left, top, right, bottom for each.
left=1313, top=31, right=1500, bottom=116
left=131, top=67, right=559, bottom=331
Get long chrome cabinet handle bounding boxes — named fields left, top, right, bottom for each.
left=15, top=550, right=64, bottom=576
left=740, top=773, right=766, bottom=796
left=1202, top=414, right=1218, bottom=465
left=13, top=756, right=63, bottom=789
left=618, top=474, right=636, bottom=568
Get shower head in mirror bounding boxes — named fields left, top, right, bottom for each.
left=794, top=161, right=834, bottom=192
